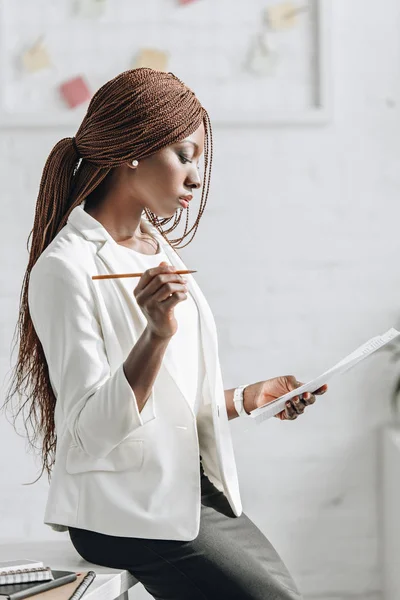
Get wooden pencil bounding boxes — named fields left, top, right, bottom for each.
left=92, top=269, right=197, bottom=280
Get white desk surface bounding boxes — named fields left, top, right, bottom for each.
left=0, top=540, right=139, bottom=600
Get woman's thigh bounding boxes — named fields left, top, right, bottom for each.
left=69, top=476, right=302, bottom=600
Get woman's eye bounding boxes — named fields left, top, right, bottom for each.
left=179, top=155, right=192, bottom=164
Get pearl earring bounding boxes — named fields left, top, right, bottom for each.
left=132, top=160, right=139, bottom=167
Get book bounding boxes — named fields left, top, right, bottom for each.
left=0, top=564, right=44, bottom=577
left=0, top=571, right=77, bottom=600
left=249, top=327, right=400, bottom=423
left=0, top=568, right=53, bottom=586
left=31, top=572, right=96, bottom=600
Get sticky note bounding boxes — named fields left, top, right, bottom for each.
left=73, top=0, right=107, bottom=18
left=22, top=39, right=51, bottom=73
left=133, top=49, right=169, bottom=72
left=265, top=2, right=306, bottom=31
left=59, top=76, right=92, bottom=109
left=246, top=32, right=279, bottom=76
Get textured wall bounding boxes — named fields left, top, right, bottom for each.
left=2, top=1, right=400, bottom=598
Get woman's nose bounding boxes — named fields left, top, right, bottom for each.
left=187, top=168, right=202, bottom=190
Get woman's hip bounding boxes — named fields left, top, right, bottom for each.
left=69, top=469, right=302, bottom=600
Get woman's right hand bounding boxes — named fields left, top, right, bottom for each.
left=133, top=261, right=188, bottom=339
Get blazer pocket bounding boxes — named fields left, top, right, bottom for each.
left=66, top=439, right=144, bottom=474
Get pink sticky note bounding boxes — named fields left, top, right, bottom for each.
left=59, top=76, right=91, bottom=108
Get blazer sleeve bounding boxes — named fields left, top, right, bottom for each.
left=28, top=256, right=150, bottom=458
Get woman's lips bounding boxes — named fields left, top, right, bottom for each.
left=178, top=198, right=189, bottom=209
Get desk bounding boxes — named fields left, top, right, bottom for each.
left=0, top=540, right=139, bottom=600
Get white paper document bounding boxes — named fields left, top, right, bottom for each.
left=249, top=327, right=400, bottom=424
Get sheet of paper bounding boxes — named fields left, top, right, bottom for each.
left=22, top=38, right=52, bottom=73
left=249, top=327, right=400, bottom=424
left=246, top=32, right=279, bottom=76
left=133, top=48, right=169, bottom=72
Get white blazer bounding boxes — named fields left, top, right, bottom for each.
left=28, top=202, right=242, bottom=541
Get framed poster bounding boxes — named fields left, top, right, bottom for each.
left=0, top=0, right=331, bottom=128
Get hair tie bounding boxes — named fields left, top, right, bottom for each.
left=71, top=137, right=81, bottom=158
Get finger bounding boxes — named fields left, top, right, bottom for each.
left=274, top=410, right=286, bottom=420
left=135, top=263, right=175, bottom=295
left=314, top=384, right=328, bottom=395
left=291, top=396, right=306, bottom=415
left=290, top=378, right=308, bottom=397
left=284, top=401, right=298, bottom=420
left=152, top=281, right=187, bottom=303
left=287, top=376, right=304, bottom=392
left=301, top=392, right=316, bottom=406
left=141, top=271, right=185, bottom=300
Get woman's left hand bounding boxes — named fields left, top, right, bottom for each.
left=243, top=375, right=328, bottom=421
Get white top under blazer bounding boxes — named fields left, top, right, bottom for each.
left=27, top=200, right=242, bottom=541
left=113, top=242, right=206, bottom=416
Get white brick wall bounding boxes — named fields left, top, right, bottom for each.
left=1, top=1, right=400, bottom=598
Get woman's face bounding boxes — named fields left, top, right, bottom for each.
left=127, top=121, right=205, bottom=218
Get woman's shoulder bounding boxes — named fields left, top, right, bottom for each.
left=30, top=223, right=97, bottom=287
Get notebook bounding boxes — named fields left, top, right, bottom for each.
left=0, top=568, right=53, bottom=586
left=0, top=570, right=77, bottom=600
left=0, top=563, right=44, bottom=576
left=28, top=572, right=96, bottom=600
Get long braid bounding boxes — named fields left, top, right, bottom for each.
left=2, top=67, right=213, bottom=484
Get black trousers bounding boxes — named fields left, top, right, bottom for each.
left=68, top=461, right=302, bottom=600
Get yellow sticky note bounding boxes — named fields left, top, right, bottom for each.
left=266, top=2, right=305, bottom=31
left=133, top=49, right=169, bottom=72
left=22, top=39, right=51, bottom=73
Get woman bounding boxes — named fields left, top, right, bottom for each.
left=5, top=68, right=327, bottom=599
